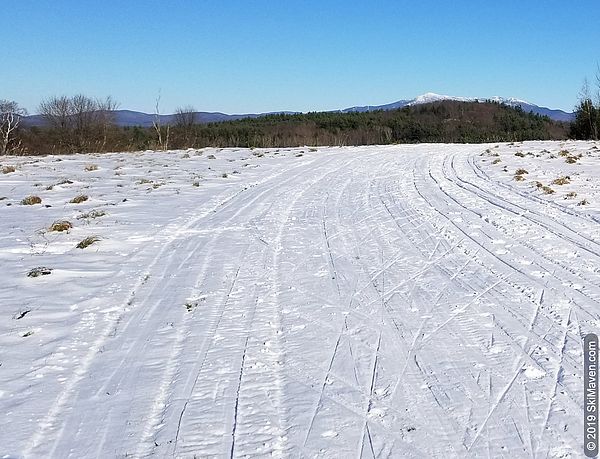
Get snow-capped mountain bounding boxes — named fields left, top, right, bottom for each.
left=342, top=92, right=574, bottom=122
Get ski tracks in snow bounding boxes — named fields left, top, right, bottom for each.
left=5, top=142, right=599, bottom=458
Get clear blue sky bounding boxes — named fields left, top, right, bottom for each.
left=4, top=1, right=599, bottom=114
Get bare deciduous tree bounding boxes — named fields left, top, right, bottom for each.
left=38, top=95, right=119, bottom=151
left=97, top=96, right=120, bottom=151
left=0, top=100, right=27, bottom=154
left=153, top=92, right=170, bottom=151
left=174, top=105, right=197, bottom=146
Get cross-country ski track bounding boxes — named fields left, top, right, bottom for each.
left=1, top=141, right=599, bottom=458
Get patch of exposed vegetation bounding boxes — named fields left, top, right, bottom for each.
left=21, top=195, right=42, bottom=205
left=515, top=168, right=528, bottom=175
left=70, top=194, right=88, bottom=204
left=84, top=164, right=98, bottom=171
left=578, top=199, right=589, bottom=206
left=564, top=191, right=578, bottom=199
left=27, top=266, right=53, bottom=277
left=185, top=301, right=198, bottom=312
left=514, top=175, right=525, bottom=182
left=77, top=209, right=106, bottom=219
left=541, top=186, right=555, bottom=194
left=551, top=176, right=571, bottom=185
left=2, top=165, right=16, bottom=174
left=565, top=156, right=578, bottom=164
left=49, top=220, right=73, bottom=232
left=76, top=235, right=101, bottom=249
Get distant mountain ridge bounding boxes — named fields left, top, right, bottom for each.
left=23, top=93, right=574, bottom=127
left=341, top=92, right=574, bottom=122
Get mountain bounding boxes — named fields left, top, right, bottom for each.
left=22, top=93, right=574, bottom=127
left=23, top=110, right=300, bottom=128
left=342, top=92, right=574, bottom=122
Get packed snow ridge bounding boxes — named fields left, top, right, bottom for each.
left=1, top=141, right=599, bottom=457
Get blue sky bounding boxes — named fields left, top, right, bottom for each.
left=4, top=1, right=599, bottom=114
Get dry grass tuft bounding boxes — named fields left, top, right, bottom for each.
left=578, top=199, right=589, bottom=206
left=515, top=168, right=528, bottom=175
left=551, top=176, right=571, bottom=185
left=541, top=186, right=555, bottom=195
left=2, top=165, right=16, bottom=174
left=492, top=158, right=501, bottom=164
left=564, top=191, right=578, bottom=199
left=207, top=154, right=216, bottom=159
left=513, top=175, right=525, bottom=182
left=21, top=195, right=42, bottom=205
left=77, top=209, right=106, bottom=220
left=565, top=156, right=578, bottom=164
left=84, top=164, right=98, bottom=171
left=70, top=194, right=88, bottom=204
left=76, top=235, right=101, bottom=249
left=49, top=220, right=73, bottom=232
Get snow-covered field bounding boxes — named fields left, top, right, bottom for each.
left=1, top=141, right=599, bottom=458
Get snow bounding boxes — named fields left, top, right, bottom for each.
left=409, top=92, right=475, bottom=105
left=1, top=141, right=599, bottom=457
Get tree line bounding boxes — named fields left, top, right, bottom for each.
left=0, top=93, right=578, bottom=156
left=570, top=67, right=600, bottom=140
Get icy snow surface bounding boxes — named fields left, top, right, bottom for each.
left=1, top=141, right=599, bottom=457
